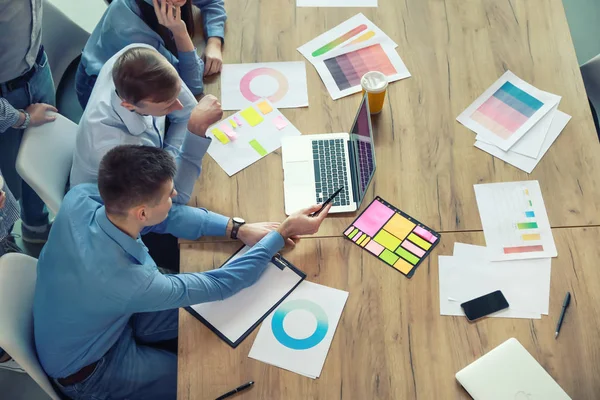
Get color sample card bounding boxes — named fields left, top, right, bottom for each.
left=457, top=71, right=560, bottom=151
left=206, top=99, right=302, bottom=176
left=343, top=197, right=440, bottom=278
left=221, top=62, right=309, bottom=110
left=474, top=181, right=557, bottom=261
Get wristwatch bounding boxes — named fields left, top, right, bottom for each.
left=15, top=110, right=30, bottom=130
left=230, top=217, right=246, bottom=239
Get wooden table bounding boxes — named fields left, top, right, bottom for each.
left=188, top=0, right=600, bottom=237
left=178, top=228, right=600, bottom=399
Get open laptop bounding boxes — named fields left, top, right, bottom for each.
left=456, top=338, right=571, bottom=400
left=281, top=93, right=376, bottom=215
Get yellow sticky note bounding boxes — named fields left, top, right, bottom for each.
left=229, top=119, right=237, bottom=128
left=257, top=100, right=273, bottom=115
left=211, top=128, right=230, bottom=144
left=240, top=107, right=264, bottom=127
left=373, top=230, right=401, bottom=252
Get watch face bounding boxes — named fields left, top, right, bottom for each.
left=233, top=217, right=245, bottom=224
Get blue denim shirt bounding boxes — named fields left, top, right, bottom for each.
left=80, top=0, right=226, bottom=95
left=33, top=183, right=285, bottom=378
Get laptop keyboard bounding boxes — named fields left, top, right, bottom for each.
left=312, top=139, right=350, bottom=207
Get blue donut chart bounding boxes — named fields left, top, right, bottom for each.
left=271, top=299, right=329, bottom=350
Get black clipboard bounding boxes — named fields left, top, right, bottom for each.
left=185, top=246, right=306, bottom=348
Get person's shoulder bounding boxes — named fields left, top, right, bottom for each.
left=62, top=184, right=103, bottom=210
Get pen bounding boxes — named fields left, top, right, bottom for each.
left=555, top=292, right=571, bottom=339
left=215, top=381, right=254, bottom=400
left=311, top=186, right=344, bottom=217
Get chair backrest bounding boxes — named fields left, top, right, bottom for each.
left=0, top=253, right=61, bottom=400
left=16, top=113, right=78, bottom=215
left=581, top=54, right=600, bottom=114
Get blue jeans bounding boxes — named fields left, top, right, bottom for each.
left=55, top=309, right=179, bottom=400
left=75, top=61, right=97, bottom=110
left=0, top=51, right=53, bottom=228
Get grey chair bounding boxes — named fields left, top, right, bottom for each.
left=580, top=54, right=600, bottom=138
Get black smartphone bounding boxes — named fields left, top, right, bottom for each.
left=461, top=290, right=509, bottom=321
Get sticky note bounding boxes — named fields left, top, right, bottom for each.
left=373, top=229, right=401, bottom=252
left=219, top=124, right=237, bottom=141
left=257, top=100, right=273, bottom=115
left=273, top=115, right=289, bottom=130
left=249, top=139, right=267, bottom=157
left=240, top=107, right=264, bottom=127
left=229, top=119, right=237, bottom=128
left=211, top=128, right=229, bottom=144
left=383, top=214, right=416, bottom=241
left=407, top=233, right=431, bottom=250
left=360, top=238, right=370, bottom=248
left=379, top=249, right=399, bottom=265
left=394, top=259, right=414, bottom=274
left=348, top=228, right=359, bottom=239
left=395, top=247, right=420, bottom=265
left=234, top=116, right=243, bottom=126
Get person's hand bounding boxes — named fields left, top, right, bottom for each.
left=0, top=190, right=6, bottom=209
left=277, top=204, right=332, bottom=239
left=237, top=222, right=298, bottom=248
left=203, top=37, right=223, bottom=77
left=187, top=94, right=223, bottom=136
left=153, top=0, right=187, bottom=36
left=25, top=103, right=58, bottom=127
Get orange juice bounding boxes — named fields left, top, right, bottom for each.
left=361, top=71, right=388, bottom=114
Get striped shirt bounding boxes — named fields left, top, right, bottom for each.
left=0, top=172, right=19, bottom=240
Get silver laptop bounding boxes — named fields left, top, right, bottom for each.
left=456, top=338, right=571, bottom=400
left=281, top=94, right=376, bottom=215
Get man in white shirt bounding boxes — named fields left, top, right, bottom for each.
left=70, top=43, right=222, bottom=205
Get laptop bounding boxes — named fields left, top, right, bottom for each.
left=456, top=338, right=571, bottom=400
left=281, top=93, right=376, bottom=215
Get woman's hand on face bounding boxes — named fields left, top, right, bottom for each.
left=153, top=0, right=187, bottom=36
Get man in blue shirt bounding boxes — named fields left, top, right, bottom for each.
left=34, top=145, right=330, bottom=400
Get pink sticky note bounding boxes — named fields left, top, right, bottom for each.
left=273, top=115, right=289, bottom=130
left=219, top=124, right=237, bottom=141
left=353, top=199, right=395, bottom=237
left=413, top=226, right=437, bottom=243
left=233, top=116, right=243, bottom=126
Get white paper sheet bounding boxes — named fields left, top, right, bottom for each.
left=189, top=247, right=304, bottom=345
left=249, top=281, right=348, bottom=379
left=221, top=62, right=309, bottom=111
left=477, top=101, right=559, bottom=159
left=297, top=13, right=397, bottom=68
left=297, top=0, right=377, bottom=6
left=474, top=110, right=571, bottom=173
left=457, top=71, right=561, bottom=151
left=474, top=181, right=557, bottom=261
left=206, top=99, right=302, bottom=176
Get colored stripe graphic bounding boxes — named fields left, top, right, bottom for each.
left=497, top=81, right=544, bottom=111
left=525, top=211, right=535, bottom=218
left=312, top=24, right=368, bottom=57
left=517, top=222, right=538, bottom=229
left=345, top=31, right=375, bottom=46
left=504, top=245, right=544, bottom=254
left=522, top=234, right=541, bottom=241
left=529, top=200, right=532, bottom=206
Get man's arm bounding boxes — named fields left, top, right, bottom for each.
left=141, top=202, right=229, bottom=239
left=127, top=231, right=284, bottom=312
left=193, top=0, right=227, bottom=41
left=0, top=98, right=23, bottom=133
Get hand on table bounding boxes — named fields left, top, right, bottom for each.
left=277, top=204, right=332, bottom=240
left=203, top=37, right=223, bottom=77
left=237, top=222, right=299, bottom=248
left=187, top=94, right=223, bottom=137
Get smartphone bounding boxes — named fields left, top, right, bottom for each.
left=461, top=290, right=509, bottom=321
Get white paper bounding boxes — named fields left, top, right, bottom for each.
left=477, top=101, right=559, bottom=159
left=475, top=110, right=571, bottom=173
left=298, top=0, right=377, bottom=6
left=249, top=281, right=348, bottom=379
left=297, top=13, right=397, bottom=68
left=439, top=255, right=551, bottom=319
left=221, top=62, right=309, bottom=111
left=457, top=71, right=560, bottom=151
left=474, top=181, right=557, bottom=261
left=189, top=247, right=303, bottom=344
left=206, top=99, right=302, bottom=176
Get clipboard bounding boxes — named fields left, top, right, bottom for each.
left=185, top=246, right=306, bottom=348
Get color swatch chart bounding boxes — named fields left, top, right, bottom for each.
left=471, top=81, right=544, bottom=140
left=206, top=99, right=301, bottom=176
left=504, top=188, right=543, bottom=254
left=343, top=197, right=440, bottom=278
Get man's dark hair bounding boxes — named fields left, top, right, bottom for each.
left=112, top=47, right=180, bottom=105
left=98, top=145, right=176, bottom=215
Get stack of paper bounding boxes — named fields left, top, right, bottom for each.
left=249, top=281, right=348, bottom=379
left=457, top=71, right=572, bottom=173
left=297, top=13, right=410, bottom=100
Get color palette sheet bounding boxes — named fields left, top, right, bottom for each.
left=297, top=0, right=377, bottom=7
left=457, top=71, right=560, bottom=151
left=249, top=281, right=348, bottom=379
left=221, top=62, right=309, bottom=110
left=206, top=99, right=301, bottom=176
left=474, top=181, right=557, bottom=261
left=344, top=197, right=440, bottom=278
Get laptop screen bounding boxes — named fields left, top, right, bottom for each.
left=348, top=94, right=376, bottom=206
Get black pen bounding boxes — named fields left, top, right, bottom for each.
left=555, top=292, right=571, bottom=339
left=311, top=186, right=344, bottom=217
left=215, top=381, right=254, bottom=400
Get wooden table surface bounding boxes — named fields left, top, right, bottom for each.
left=187, top=0, right=600, bottom=239
left=178, top=228, right=600, bottom=399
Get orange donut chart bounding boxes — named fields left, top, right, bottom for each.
left=239, top=67, right=289, bottom=103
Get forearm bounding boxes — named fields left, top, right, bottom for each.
left=0, top=98, right=23, bottom=133
left=194, top=0, right=226, bottom=40
left=170, top=132, right=211, bottom=204
left=172, top=30, right=194, bottom=53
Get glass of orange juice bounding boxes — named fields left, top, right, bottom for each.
left=361, top=71, right=388, bottom=114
